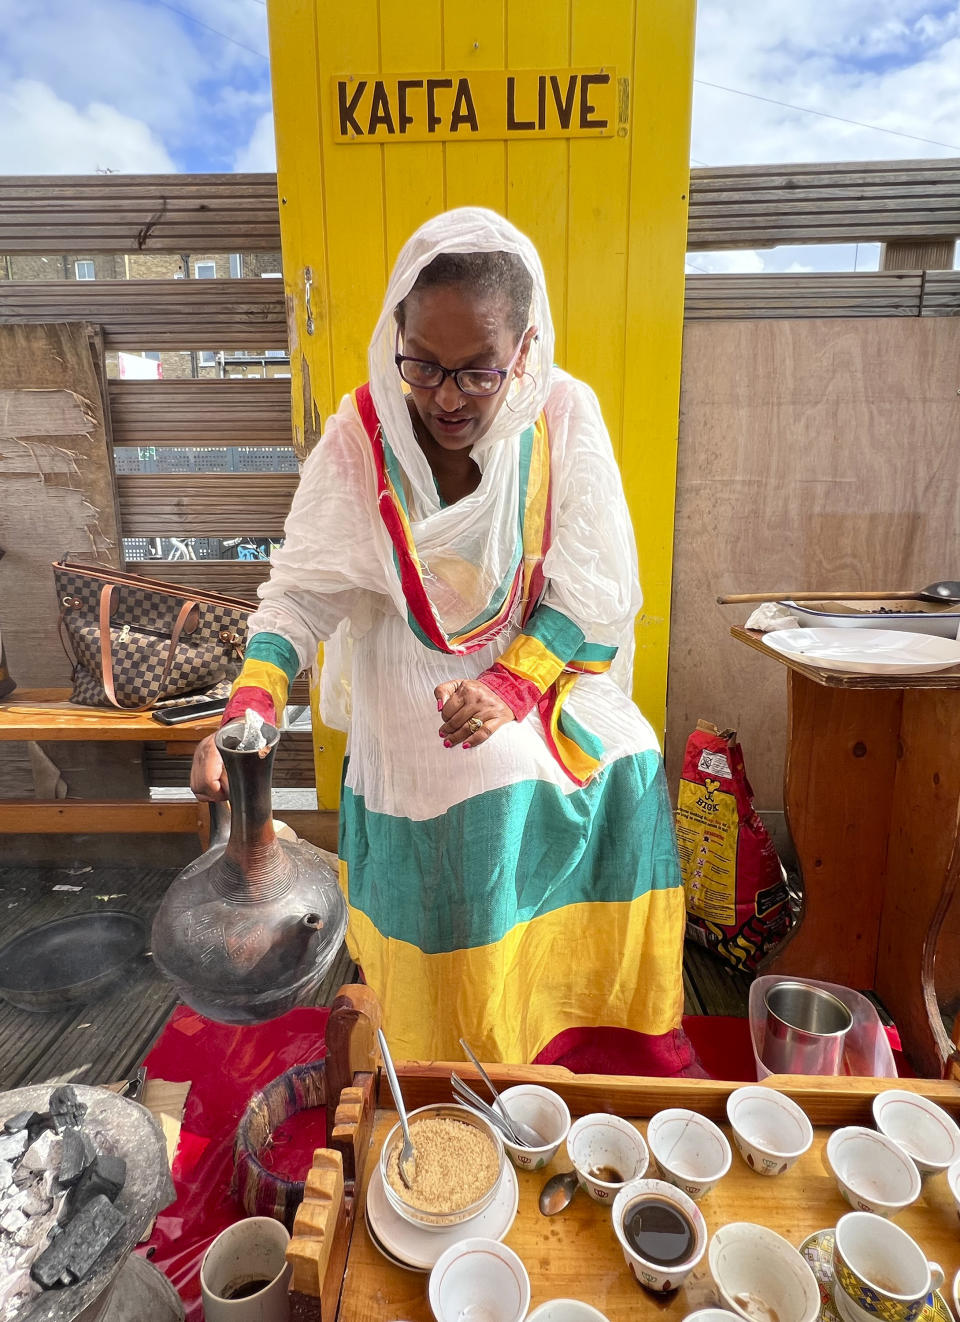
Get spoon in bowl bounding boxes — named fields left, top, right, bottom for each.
left=377, top=1028, right=416, bottom=1190
left=458, top=1038, right=545, bottom=1147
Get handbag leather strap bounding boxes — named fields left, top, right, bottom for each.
left=99, top=584, right=200, bottom=711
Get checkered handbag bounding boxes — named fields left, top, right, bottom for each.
left=54, top=559, right=254, bottom=710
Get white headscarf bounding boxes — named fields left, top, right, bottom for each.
left=366, top=207, right=557, bottom=638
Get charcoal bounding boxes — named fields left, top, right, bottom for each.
left=48, top=1087, right=86, bottom=1133
left=25, top=1112, right=55, bottom=1144
left=21, top=1130, right=62, bottom=1172
left=81, top=1132, right=96, bottom=1166
left=59, top=1154, right=125, bottom=1224
left=0, top=1160, right=12, bottom=1191
left=0, top=1131, right=28, bottom=1162
left=3, top=1111, right=39, bottom=1134
left=31, top=1194, right=124, bottom=1289
left=0, top=1206, right=27, bottom=1235
left=58, top=1127, right=88, bottom=1188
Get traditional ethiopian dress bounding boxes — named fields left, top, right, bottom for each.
left=222, top=208, right=687, bottom=1065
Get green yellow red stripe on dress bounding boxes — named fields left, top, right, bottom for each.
left=354, top=383, right=549, bottom=651
left=222, top=632, right=299, bottom=726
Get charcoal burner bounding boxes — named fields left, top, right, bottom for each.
left=0, top=1084, right=174, bottom=1322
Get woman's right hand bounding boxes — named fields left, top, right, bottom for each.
left=190, top=734, right=229, bottom=801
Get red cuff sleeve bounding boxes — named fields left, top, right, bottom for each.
left=478, top=664, right=543, bottom=723
left=220, top=686, right=277, bottom=728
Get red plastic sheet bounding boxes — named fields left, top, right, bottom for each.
left=137, top=1005, right=330, bottom=1320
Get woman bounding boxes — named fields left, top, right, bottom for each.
left=192, top=207, right=694, bottom=1071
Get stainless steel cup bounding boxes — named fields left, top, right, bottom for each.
left=761, top=981, right=853, bottom=1075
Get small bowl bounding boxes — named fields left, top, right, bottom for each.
left=527, top=1302, right=610, bottom=1322
left=872, top=1089, right=960, bottom=1177
left=826, top=1125, right=921, bottom=1217
left=380, top=1103, right=505, bottom=1231
left=429, top=1237, right=530, bottom=1322
left=726, top=1086, right=813, bottom=1176
left=612, top=1177, right=707, bottom=1293
left=708, top=1222, right=820, bottom=1322
left=647, top=1108, right=732, bottom=1201
left=566, top=1113, right=649, bottom=1202
left=497, top=1084, right=571, bottom=1171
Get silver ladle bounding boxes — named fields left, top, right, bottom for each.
left=377, top=1028, right=417, bottom=1189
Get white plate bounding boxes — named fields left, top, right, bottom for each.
left=761, top=628, right=960, bottom=675
left=365, top=1160, right=519, bottom=1271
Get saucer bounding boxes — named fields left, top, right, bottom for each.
left=799, top=1230, right=952, bottom=1322
left=364, top=1202, right=422, bottom=1272
left=364, top=1160, right=519, bottom=1271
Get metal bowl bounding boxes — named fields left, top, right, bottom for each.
left=379, top=1103, right=505, bottom=1230
left=0, top=911, right=146, bottom=1012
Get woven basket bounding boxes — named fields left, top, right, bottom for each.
left=233, top=1060, right=327, bottom=1231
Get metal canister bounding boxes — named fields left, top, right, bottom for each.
left=761, top=981, right=853, bottom=1075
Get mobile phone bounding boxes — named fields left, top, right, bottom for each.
left=151, top=698, right=229, bottom=725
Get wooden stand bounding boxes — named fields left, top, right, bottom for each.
left=0, top=687, right=218, bottom=839
left=732, top=628, right=960, bottom=1077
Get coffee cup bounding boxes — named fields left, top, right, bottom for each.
left=200, top=1216, right=292, bottom=1322
left=832, top=1211, right=944, bottom=1322
left=612, top=1177, right=707, bottom=1293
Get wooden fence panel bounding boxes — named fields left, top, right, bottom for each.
left=108, top=378, right=293, bottom=447
left=0, top=280, right=286, bottom=349
left=126, top=559, right=271, bottom=599
left=117, top=473, right=296, bottom=537
left=687, top=159, right=960, bottom=250
left=0, top=174, right=281, bottom=254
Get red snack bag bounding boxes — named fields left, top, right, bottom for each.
left=676, top=721, right=791, bottom=972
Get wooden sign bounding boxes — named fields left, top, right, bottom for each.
left=332, top=68, right=620, bottom=142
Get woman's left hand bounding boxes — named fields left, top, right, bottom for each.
left=435, top=679, right=515, bottom=749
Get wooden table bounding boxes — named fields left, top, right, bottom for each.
left=284, top=988, right=960, bottom=1321
left=0, top=687, right=218, bottom=838
left=732, top=627, right=960, bottom=1078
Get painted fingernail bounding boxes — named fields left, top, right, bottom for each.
left=463, top=743, right=472, bottom=751
left=443, top=739, right=452, bottom=748
left=437, top=700, right=443, bottom=711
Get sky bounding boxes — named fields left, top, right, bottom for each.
left=0, top=0, right=957, bottom=273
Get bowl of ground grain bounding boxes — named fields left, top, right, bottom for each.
left=380, top=1103, right=505, bottom=1230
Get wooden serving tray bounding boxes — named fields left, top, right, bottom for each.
left=282, top=992, right=960, bottom=1322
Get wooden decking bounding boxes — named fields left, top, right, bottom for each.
left=0, top=863, right=750, bottom=1090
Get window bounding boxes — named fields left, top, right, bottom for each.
left=194, top=261, right=216, bottom=279
left=265, top=349, right=287, bottom=358
left=260, top=272, right=282, bottom=279
left=229, top=253, right=244, bottom=279
left=143, top=351, right=161, bottom=362
left=197, top=351, right=217, bottom=367
left=75, top=260, right=95, bottom=280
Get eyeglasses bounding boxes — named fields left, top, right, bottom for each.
left=394, top=331, right=524, bottom=398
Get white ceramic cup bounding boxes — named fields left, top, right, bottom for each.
left=726, top=1086, right=813, bottom=1177
left=200, top=1216, right=292, bottom=1322
left=872, top=1089, right=960, bottom=1178
left=832, top=1211, right=944, bottom=1322
left=826, top=1126, right=921, bottom=1217
left=683, top=1312, right=744, bottom=1322
left=611, top=1177, right=707, bottom=1293
left=708, top=1221, right=820, bottom=1322
left=526, top=1301, right=610, bottom=1322
left=948, top=1158, right=960, bottom=1226
left=646, top=1108, right=732, bottom=1201
left=497, top=1084, right=571, bottom=1171
left=428, top=1237, right=530, bottom=1322
left=566, top=1113, right=649, bottom=1202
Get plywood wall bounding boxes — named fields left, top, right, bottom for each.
left=666, top=317, right=960, bottom=810
left=0, top=323, right=121, bottom=689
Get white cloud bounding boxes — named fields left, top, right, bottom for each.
left=233, top=111, right=277, bottom=172
left=0, top=79, right=175, bottom=173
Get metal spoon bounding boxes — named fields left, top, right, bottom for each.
left=377, top=1029, right=416, bottom=1190
left=922, top=580, right=960, bottom=602
left=538, top=1168, right=580, bottom=1216
left=450, top=1073, right=525, bottom=1145
left=718, top=580, right=960, bottom=606
left=459, top=1039, right=545, bottom=1147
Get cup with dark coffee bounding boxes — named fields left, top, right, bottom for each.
left=200, top=1215, right=292, bottom=1322
left=612, top=1177, right=707, bottom=1293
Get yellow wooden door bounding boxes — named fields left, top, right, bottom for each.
left=267, top=0, right=696, bottom=807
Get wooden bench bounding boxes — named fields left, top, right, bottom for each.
left=0, top=687, right=218, bottom=838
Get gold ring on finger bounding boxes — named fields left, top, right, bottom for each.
left=466, top=715, right=484, bottom=735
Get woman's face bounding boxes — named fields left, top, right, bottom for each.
left=399, top=284, right=533, bottom=453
